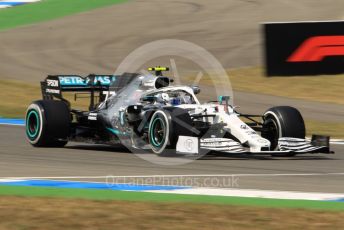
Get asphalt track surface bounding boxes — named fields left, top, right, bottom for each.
left=1, top=125, right=343, bottom=193
left=0, top=0, right=344, bottom=193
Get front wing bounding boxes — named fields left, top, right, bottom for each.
left=176, top=136, right=332, bottom=155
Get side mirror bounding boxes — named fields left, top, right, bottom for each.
left=126, top=105, right=144, bottom=123
left=191, top=86, right=200, bottom=94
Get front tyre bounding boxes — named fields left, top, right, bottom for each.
left=148, top=110, right=170, bottom=155
left=148, top=108, right=193, bottom=156
left=25, top=100, right=70, bottom=147
left=262, top=106, right=305, bottom=153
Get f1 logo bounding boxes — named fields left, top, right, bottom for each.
left=288, top=35, right=344, bottom=62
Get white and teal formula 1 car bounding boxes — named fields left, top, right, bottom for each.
left=25, top=67, right=332, bottom=157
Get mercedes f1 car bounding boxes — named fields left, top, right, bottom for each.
left=25, top=67, right=332, bottom=156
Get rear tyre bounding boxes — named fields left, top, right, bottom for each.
left=148, top=108, right=193, bottom=156
left=25, top=100, right=70, bottom=147
left=262, top=106, right=305, bottom=155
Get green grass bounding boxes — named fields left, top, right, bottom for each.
left=0, top=0, right=128, bottom=31
left=0, top=185, right=344, bottom=211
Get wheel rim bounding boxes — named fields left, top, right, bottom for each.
left=26, top=110, right=40, bottom=139
left=263, top=118, right=279, bottom=150
left=150, top=117, right=166, bottom=147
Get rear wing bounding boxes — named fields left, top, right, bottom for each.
left=41, top=73, right=139, bottom=111
left=41, top=74, right=116, bottom=110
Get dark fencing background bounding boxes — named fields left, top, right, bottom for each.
left=264, top=21, right=344, bottom=76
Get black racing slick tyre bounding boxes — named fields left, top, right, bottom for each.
left=25, top=100, right=70, bottom=147
left=262, top=106, right=305, bottom=153
left=148, top=108, right=193, bottom=156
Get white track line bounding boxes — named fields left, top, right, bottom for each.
left=0, top=179, right=185, bottom=187
left=0, top=123, right=24, bottom=126
left=1, top=176, right=343, bottom=201
left=331, top=139, right=344, bottom=141
left=0, top=175, right=344, bottom=201
left=1, top=172, right=344, bottom=180
left=306, top=137, right=344, bottom=144
left=147, top=187, right=344, bottom=201
left=0, top=0, right=41, bottom=2
left=2, top=178, right=342, bottom=201
left=332, top=142, right=344, bottom=145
